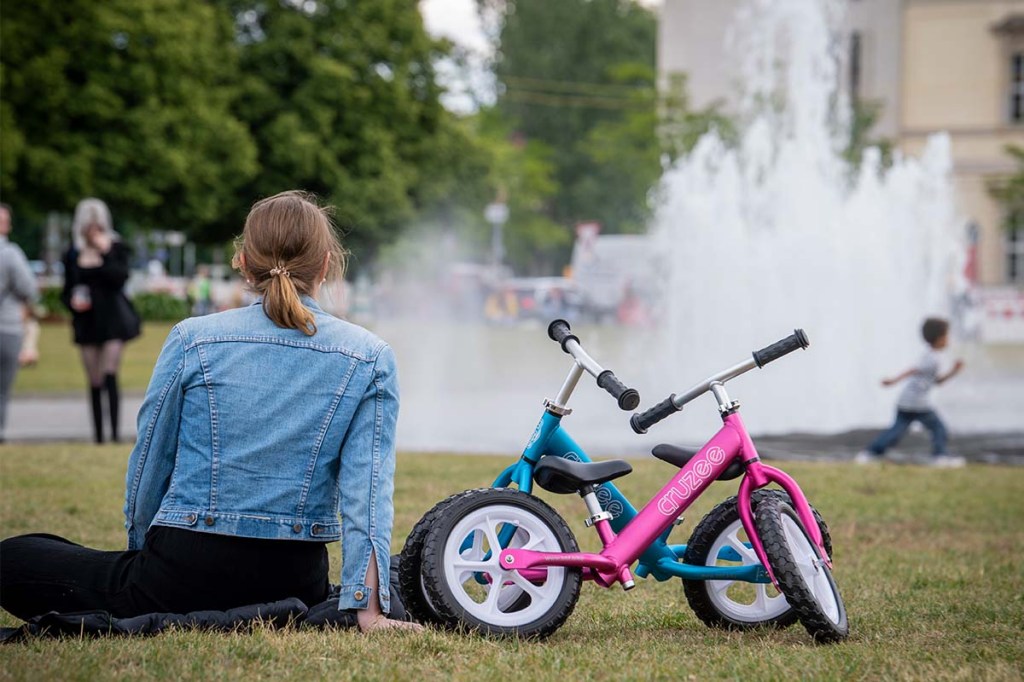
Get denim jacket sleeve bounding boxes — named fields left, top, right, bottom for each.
left=124, top=326, right=186, bottom=550
left=335, top=343, right=399, bottom=612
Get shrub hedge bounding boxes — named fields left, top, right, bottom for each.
left=38, top=286, right=190, bottom=322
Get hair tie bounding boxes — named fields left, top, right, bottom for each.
left=269, top=266, right=290, bottom=278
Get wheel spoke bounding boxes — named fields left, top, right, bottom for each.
left=454, top=530, right=490, bottom=583
left=794, top=552, right=816, bottom=571
left=509, top=570, right=546, bottom=600
left=469, top=528, right=485, bottom=558
left=710, top=579, right=734, bottom=596
left=456, top=567, right=490, bottom=586
left=482, top=515, right=504, bottom=557
left=812, top=568, right=840, bottom=622
left=699, top=517, right=793, bottom=623
left=782, top=523, right=815, bottom=570
left=753, top=583, right=769, bottom=610
left=812, top=572, right=829, bottom=599
left=519, top=532, right=546, bottom=552
left=726, top=529, right=757, bottom=563
left=452, top=559, right=492, bottom=573
left=482, top=575, right=505, bottom=616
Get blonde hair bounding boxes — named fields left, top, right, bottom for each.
left=72, top=198, right=117, bottom=250
left=232, top=191, right=347, bottom=335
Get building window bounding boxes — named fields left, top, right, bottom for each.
left=1011, top=52, right=1024, bottom=122
left=1009, top=222, right=1024, bottom=282
left=849, top=31, right=862, bottom=103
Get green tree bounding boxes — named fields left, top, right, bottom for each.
left=844, top=97, right=893, bottom=169
left=217, top=0, right=480, bottom=260
left=0, top=0, right=257, bottom=235
left=377, top=109, right=563, bottom=277
left=489, top=0, right=657, bottom=232
left=988, top=145, right=1024, bottom=215
left=477, top=111, right=565, bottom=274
left=577, top=68, right=731, bottom=235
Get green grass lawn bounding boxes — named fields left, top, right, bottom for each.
left=13, top=322, right=176, bottom=396
left=1, top=445, right=1022, bottom=681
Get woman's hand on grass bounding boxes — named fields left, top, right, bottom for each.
left=357, top=610, right=425, bottom=633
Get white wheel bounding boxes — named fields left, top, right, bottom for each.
left=420, top=488, right=581, bottom=638
left=704, top=519, right=791, bottom=623
left=442, top=504, right=565, bottom=627
left=781, top=514, right=842, bottom=624
left=683, top=490, right=832, bottom=630
left=754, top=495, right=848, bottom=642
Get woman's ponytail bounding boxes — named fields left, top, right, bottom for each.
left=263, top=265, right=317, bottom=336
left=232, top=191, right=347, bottom=335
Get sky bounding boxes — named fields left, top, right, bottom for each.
left=419, top=0, right=493, bottom=111
left=420, top=0, right=491, bottom=55
left=420, top=0, right=663, bottom=50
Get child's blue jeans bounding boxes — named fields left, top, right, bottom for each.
left=868, top=409, right=948, bottom=456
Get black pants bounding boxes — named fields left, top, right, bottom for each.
left=0, top=527, right=330, bottom=621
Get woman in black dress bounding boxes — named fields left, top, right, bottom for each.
left=61, top=198, right=140, bottom=443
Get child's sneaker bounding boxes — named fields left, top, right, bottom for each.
left=853, top=450, right=882, bottom=465
left=929, top=454, right=966, bottom=468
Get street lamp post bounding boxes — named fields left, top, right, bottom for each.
left=484, top=200, right=509, bottom=276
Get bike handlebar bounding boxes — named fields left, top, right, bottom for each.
left=629, top=394, right=680, bottom=434
left=597, top=370, right=641, bottom=411
left=630, top=328, right=811, bottom=433
left=752, top=329, right=810, bottom=368
left=547, top=319, right=640, bottom=411
left=547, top=319, right=579, bottom=353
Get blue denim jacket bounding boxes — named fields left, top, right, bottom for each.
left=124, top=298, right=398, bottom=612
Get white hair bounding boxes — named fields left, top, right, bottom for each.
left=72, top=197, right=118, bottom=250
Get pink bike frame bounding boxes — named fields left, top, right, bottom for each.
left=499, top=412, right=829, bottom=589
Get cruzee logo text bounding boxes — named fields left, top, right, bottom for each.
left=656, top=446, right=727, bottom=516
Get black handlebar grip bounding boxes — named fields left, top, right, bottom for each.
left=751, top=329, right=810, bottom=368
left=547, top=319, right=579, bottom=354
left=630, top=394, right=681, bottom=434
left=596, top=370, right=641, bottom=411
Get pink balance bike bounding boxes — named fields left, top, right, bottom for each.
left=406, top=321, right=848, bottom=643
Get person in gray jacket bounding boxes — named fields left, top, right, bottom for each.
left=0, top=203, right=40, bottom=443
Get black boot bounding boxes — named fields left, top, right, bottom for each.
left=104, top=373, right=120, bottom=443
left=90, top=386, right=105, bottom=444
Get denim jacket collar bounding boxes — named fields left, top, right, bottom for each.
left=251, top=295, right=324, bottom=314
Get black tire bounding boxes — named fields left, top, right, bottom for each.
left=753, top=494, right=849, bottom=643
left=400, top=490, right=533, bottom=626
left=683, top=489, right=832, bottom=630
left=399, top=491, right=473, bottom=626
left=420, top=488, right=582, bottom=639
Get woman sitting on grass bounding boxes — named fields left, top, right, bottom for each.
left=0, top=191, right=422, bottom=633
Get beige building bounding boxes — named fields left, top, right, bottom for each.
left=659, top=0, right=1024, bottom=288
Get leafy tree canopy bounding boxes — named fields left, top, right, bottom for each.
left=2, top=0, right=490, bottom=265
left=218, top=0, right=478, bottom=258
left=988, top=145, right=1024, bottom=219
left=1, top=0, right=257, bottom=235
left=489, top=0, right=658, bottom=232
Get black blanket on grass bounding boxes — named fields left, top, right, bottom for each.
left=0, top=558, right=411, bottom=643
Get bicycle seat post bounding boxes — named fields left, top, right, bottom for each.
left=578, top=484, right=634, bottom=589
left=580, top=485, right=614, bottom=537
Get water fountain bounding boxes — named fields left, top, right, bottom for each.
left=649, top=0, right=962, bottom=438
left=389, top=0, right=1023, bottom=458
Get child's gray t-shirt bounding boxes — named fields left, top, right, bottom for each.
left=896, top=349, right=941, bottom=412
